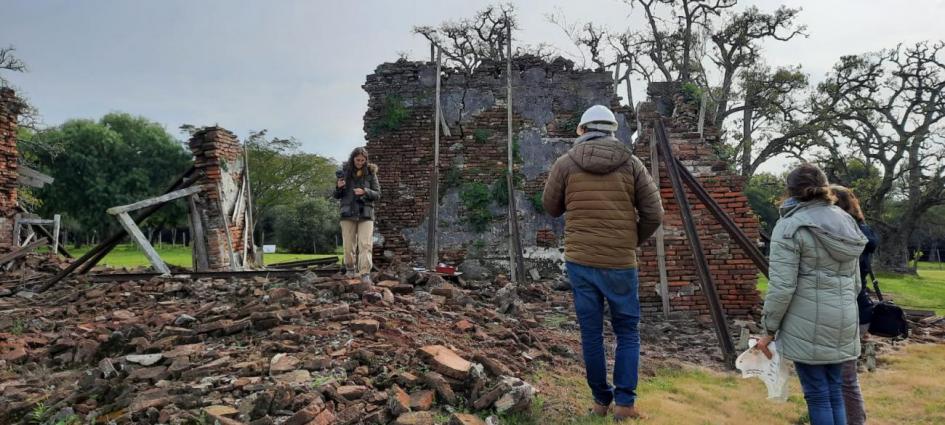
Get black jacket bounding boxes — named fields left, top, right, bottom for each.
left=334, top=163, right=381, bottom=221
left=856, top=222, right=879, bottom=324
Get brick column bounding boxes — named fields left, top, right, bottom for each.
left=634, top=83, right=762, bottom=320
left=188, top=127, right=246, bottom=270
left=0, top=88, right=22, bottom=252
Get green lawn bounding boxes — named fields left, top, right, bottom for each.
left=64, top=244, right=340, bottom=269
left=757, top=261, right=945, bottom=315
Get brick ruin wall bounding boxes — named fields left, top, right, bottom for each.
left=0, top=88, right=21, bottom=252
left=633, top=83, right=762, bottom=319
left=189, top=127, right=247, bottom=270
left=363, top=56, right=632, bottom=269
left=363, top=61, right=762, bottom=319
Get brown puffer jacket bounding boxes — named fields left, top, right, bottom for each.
left=542, top=133, right=664, bottom=269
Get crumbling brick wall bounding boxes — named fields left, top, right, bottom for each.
left=189, top=127, right=247, bottom=270
left=362, top=56, right=631, bottom=270
left=0, top=88, right=21, bottom=251
left=634, top=82, right=762, bottom=319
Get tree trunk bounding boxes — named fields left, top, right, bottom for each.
left=875, top=209, right=924, bottom=275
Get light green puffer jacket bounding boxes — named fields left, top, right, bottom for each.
left=762, top=199, right=867, bottom=365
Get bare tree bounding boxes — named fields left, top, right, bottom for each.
left=707, top=6, right=806, bottom=129
left=729, top=65, right=816, bottom=176
left=624, top=0, right=736, bottom=83
left=546, top=10, right=609, bottom=71
left=0, top=45, right=27, bottom=85
left=413, top=4, right=517, bottom=75
left=818, top=41, right=945, bottom=273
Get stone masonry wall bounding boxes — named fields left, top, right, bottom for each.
left=634, top=82, right=762, bottom=319
left=363, top=56, right=631, bottom=273
left=0, top=88, right=21, bottom=252
left=189, top=127, right=246, bottom=270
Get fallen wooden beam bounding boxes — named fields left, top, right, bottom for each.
left=106, top=185, right=203, bottom=215
left=0, top=238, right=48, bottom=266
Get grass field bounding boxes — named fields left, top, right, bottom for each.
left=757, top=262, right=945, bottom=316
left=510, top=343, right=945, bottom=425
left=63, top=244, right=340, bottom=268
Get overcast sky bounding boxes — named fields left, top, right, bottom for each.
left=2, top=0, right=943, bottom=172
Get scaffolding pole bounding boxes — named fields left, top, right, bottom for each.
left=425, top=47, right=443, bottom=270
left=505, top=14, right=526, bottom=282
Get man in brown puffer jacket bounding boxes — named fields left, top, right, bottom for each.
left=542, top=105, right=663, bottom=421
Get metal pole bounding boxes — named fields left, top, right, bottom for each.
left=674, top=154, right=769, bottom=278
left=425, top=47, right=443, bottom=270
left=505, top=14, right=526, bottom=282
left=654, top=119, right=736, bottom=369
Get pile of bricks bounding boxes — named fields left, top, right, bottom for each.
left=633, top=84, right=762, bottom=319
left=188, top=127, right=246, bottom=270
left=0, top=88, right=22, bottom=251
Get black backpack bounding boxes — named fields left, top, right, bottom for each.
left=866, top=272, right=910, bottom=338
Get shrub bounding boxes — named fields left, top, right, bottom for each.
left=460, top=182, right=492, bottom=232
left=473, top=128, right=491, bottom=143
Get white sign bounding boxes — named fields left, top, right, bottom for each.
left=263, top=245, right=277, bottom=254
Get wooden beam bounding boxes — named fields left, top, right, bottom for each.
left=0, top=238, right=48, bottom=266
left=15, top=205, right=71, bottom=258
left=107, top=185, right=203, bottom=215
left=16, top=218, right=55, bottom=225
left=649, top=131, right=671, bottom=319
left=41, top=166, right=197, bottom=292
left=115, top=212, right=170, bottom=275
left=16, top=165, right=54, bottom=188
left=188, top=194, right=210, bottom=271
left=505, top=16, right=526, bottom=282
left=425, top=46, right=442, bottom=270
left=51, top=214, right=60, bottom=255
left=215, top=183, right=240, bottom=271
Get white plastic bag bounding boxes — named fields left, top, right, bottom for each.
left=735, top=338, right=792, bottom=402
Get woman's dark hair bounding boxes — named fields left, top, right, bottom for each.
left=786, top=163, right=836, bottom=203
left=348, top=146, right=369, bottom=165
left=831, top=185, right=865, bottom=222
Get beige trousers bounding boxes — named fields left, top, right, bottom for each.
left=340, top=220, right=374, bottom=275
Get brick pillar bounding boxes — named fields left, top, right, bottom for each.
left=634, top=83, right=762, bottom=320
left=0, top=88, right=22, bottom=252
left=188, top=127, right=246, bottom=270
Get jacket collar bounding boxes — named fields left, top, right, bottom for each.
left=574, top=131, right=615, bottom=145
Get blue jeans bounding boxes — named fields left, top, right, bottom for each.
left=567, top=261, right=641, bottom=407
left=795, top=362, right=847, bottom=425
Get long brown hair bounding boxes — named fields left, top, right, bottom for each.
left=831, top=185, right=865, bottom=222
left=786, top=163, right=836, bottom=204
left=346, top=147, right=371, bottom=176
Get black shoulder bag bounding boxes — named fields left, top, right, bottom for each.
left=867, top=271, right=909, bottom=338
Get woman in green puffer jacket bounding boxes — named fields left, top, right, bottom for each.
left=756, top=164, right=867, bottom=425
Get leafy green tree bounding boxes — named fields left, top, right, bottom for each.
left=31, top=113, right=191, bottom=242
left=244, top=130, right=338, bottom=241
left=272, top=198, right=340, bottom=253
left=744, top=172, right=784, bottom=237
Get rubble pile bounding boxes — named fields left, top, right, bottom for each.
left=1, top=263, right=941, bottom=424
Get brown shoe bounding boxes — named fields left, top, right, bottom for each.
left=614, top=405, right=644, bottom=421
left=590, top=401, right=610, bottom=416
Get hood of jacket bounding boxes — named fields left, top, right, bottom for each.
left=779, top=198, right=867, bottom=263
left=567, top=132, right=630, bottom=175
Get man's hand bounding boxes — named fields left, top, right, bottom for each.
left=755, top=335, right=774, bottom=360
left=337, top=178, right=346, bottom=189
left=354, top=188, right=365, bottom=196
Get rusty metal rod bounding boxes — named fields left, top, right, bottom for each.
left=654, top=119, right=736, bottom=368
left=673, top=155, right=769, bottom=278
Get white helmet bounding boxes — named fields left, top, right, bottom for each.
left=578, top=105, right=618, bottom=133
